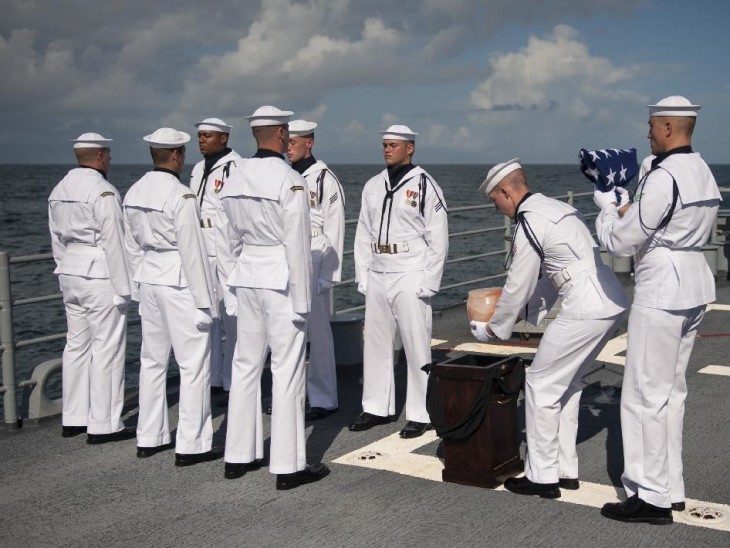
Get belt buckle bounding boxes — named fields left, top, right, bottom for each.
left=378, top=244, right=391, bottom=254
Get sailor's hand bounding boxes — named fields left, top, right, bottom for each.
left=593, top=185, right=617, bottom=210
left=615, top=186, right=631, bottom=207
left=357, top=282, right=367, bottom=296
left=225, top=302, right=238, bottom=318
left=416, top=287, right=436, bottom=300
left=291, top=312, right=308, bottom=324
left=317, top=279, right=335, bottom=295
left=194, top=308, right=213, bottom=332
left=113, top=295, right=131, bottom=309
left=470, top=320, right=495, bottom=342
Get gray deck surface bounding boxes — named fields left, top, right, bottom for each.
left=1, top=279, right=729, bottom=547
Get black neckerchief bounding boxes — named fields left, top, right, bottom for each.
left=651, top=145, right=693, bottom=169
left=203, top=147, right=231, bottom=173
left=292, top=156, right=317, bottom=175
left=387, top=163, right=416, bottom=188
left=153, top=167, right=181, bottom=180
left=79, top=165, right=107, bottom=180
left=254, top=148, right=284, bottom=160
left=514, top=192, right=533, bottom=216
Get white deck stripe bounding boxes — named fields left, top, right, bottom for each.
left=707, top=304, right=730, bottom=312
left=699, top=365, right=730, bottom=377
left=334, top=431, right=730, bottom=531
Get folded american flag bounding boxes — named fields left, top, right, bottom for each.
left=579, top=148, right=638, bottom=192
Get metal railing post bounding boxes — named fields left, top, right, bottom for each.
left=567, top=190, right=574, bottom=206
left=0, top=250, right=20, bottom=429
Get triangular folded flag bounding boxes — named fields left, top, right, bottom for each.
left=579, top=148, right=638, bottom=192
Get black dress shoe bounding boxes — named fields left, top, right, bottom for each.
left=559, top=478, right=580, bottom=490
left=224, top=459, right=266, bottom=479
left=137, top=442, right=175, bottom=458
left=276, top=463, right=330, bottom=490
left=62, top=425, right=87, bottom=438
left=348, top=412, right=390, bottom=431
left=87, top=427, right=136, bottom=445
left=305, top=407, right=338, bottom=421
left=399, top=421, right=432, bottom=439
left=211, top=386, right=226, bottom=395
left=215, top=391, right=229, bottom=407
left=175, top=447, right=225, bottom=467
left=671, top=502, right=685, bottom=512
left=600, top=495, right=672, bottom=525
left=504, top=476, right=561, bottom=499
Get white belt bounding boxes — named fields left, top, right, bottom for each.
left=371, top=241, right=410, bottom=254
left=65, top=243, right=102, bottom=254
left=200, top=218, right=214, bottom=228
left=550, top=256, right=599, bottom=289
left=311, top=227, right=322, bottom=237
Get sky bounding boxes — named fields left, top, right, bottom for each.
left=1, top=0, right=729, bottom=165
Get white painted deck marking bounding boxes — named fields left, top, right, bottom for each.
left=699, top=365, right=730, bottom=377
left=707, top=303, right=730, bottom=312
left=335, top=432, right=730, bottom=532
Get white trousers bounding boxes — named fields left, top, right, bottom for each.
left=225, top=287, right=307, bottom=474
left=306, top=241, right=338, bottom=409
left=59, top=275, right=127, bottom=434
left=137, top=283, right=213, bottom=454
left=362, top=270, right=432, bottom=423
left=209, top=257, right=236, bottom=390
left=621, top=304, right=705, bottom=508
left=524, top=313, right=623, bottom=484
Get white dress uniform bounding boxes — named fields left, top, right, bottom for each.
left=596, top=149, right=721, bottom=508
left=299, top=159, right=345, bottom=410
left=190, top=148, right=242, bottom=391
left=354, top=165, right=448, bottom=423
left=123, top=168, right=217, bottom=454
left=49, top=166, right=131, bottom=434
left=488, top=193, right=628, bottom=484
left=216, top=152, right=312, bottom=473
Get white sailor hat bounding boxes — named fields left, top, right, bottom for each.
left=245, top=105, right=294, bottom=127
left=143, top=127, right=191, bottom=148
left=647, top=96, right=701, bottom=117
left=380, top=124, right=418, bottom=141
left=479, top=158, right=522, bottom=195
left=71, top=132, right=113, bottom=149
left=194, top=117, right=232, bottom=133
left=288, top=119, right=318, bottom=137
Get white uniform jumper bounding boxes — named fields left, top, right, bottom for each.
left=298, top=159, right=345, bottom=410
left=190, top=149, right=242, bottom=391
left=489, top=193, right=628, bottom=484
left=596, top=150, right=720, bottom=508
left=48, top=167, right=132, bottom=434
left=354, top=166, right=448, bottom=423
left=123, top=169, right=217, bottom=454
left=217, top=153, right=312, bottom=473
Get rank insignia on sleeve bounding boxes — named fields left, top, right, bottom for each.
left=182, top=193, right=196, bottom=199
left=290, top=185, right=304, bottom=192
left=329, top=193, right=338, bottom=205
left=100, top=191, right=115, bottom=197
left=214, top=179, right=224, bottom=193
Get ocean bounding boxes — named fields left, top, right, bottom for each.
left=1, top=163, right=728, bottom=402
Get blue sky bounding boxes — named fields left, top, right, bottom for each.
left=1, top=0, right=728, bottom=164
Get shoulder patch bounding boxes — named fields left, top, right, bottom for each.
left=100, top=191, right=115, bottom=198
left=182, top=193, right=196, bottom=199
left=290, top=185, right=304, bottom=192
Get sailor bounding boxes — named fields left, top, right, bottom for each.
left=349, top=125, right=449, bottom=439
left=216, top=106, right=329, bottom=488
left=190, top=117, right=242, bottom=402
left=123, top=127, right=221, bottom=466
left=596, top=96, right=721, bottom=524
left=48, top=132, right=136, bottom=443
left=286, top=119, right=345, bottom=421
left=470, top=159, right=628, bottom=498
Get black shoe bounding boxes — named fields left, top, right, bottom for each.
left=671, top=502, right=685, bottom=512
left=399, top=421, right=432, bottom=439
left=305, top=407, right=338, bottom=421
left=276, top=463, right=330, bottom=490
left=215, top=391, right=229, bottom=407
left=348, top=412, right=390, bottom=432
left=211, top=386, right=226, bottom=395
left=62, top=425, right=87, bottom=438
left=137, top=442, right=175, bottom=458
left=559, top=478, right=580, bottom=490
left=600, top=495, right=673, bottom=525
left=504, top=476, right=561, bottom=499
left=87, top=427, right=136, bottom=445
left=224, top=459, right=266, bottom=479
left=175, top=447, right=225, bottom=467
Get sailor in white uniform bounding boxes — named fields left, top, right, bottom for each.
left=190, top=117, right=242, bottom=399
left=48, top=132, right=136, bottom=444
left=216, top=106, right=329, bottom=488
left=470, top=159, right=628, bottom=499
left=596, top=97, right=721, bottom=524
left=350, top=125, right=449, bottom=439
left=286, top=119, right=345, bottom=421
left=123, top=128, right=221, bottom=466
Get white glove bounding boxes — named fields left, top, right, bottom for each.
left=416, top=287, right=436, bottom=300
left=291, top=312, right=308, bottom=324
left=470, top=320, right=494, bottom=343
left=194, top=308, right=213, bottom=332
left=593, top=186, right=617, bottom=210
left=357, top=282, right=367, bottom=296
left=317, top=279, right=335, bottom=295
left=112, top=295, right=130, bottom=308
left=615, top=186, right=631, bottom=207
left=225, top=302, right=237, bottom=318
